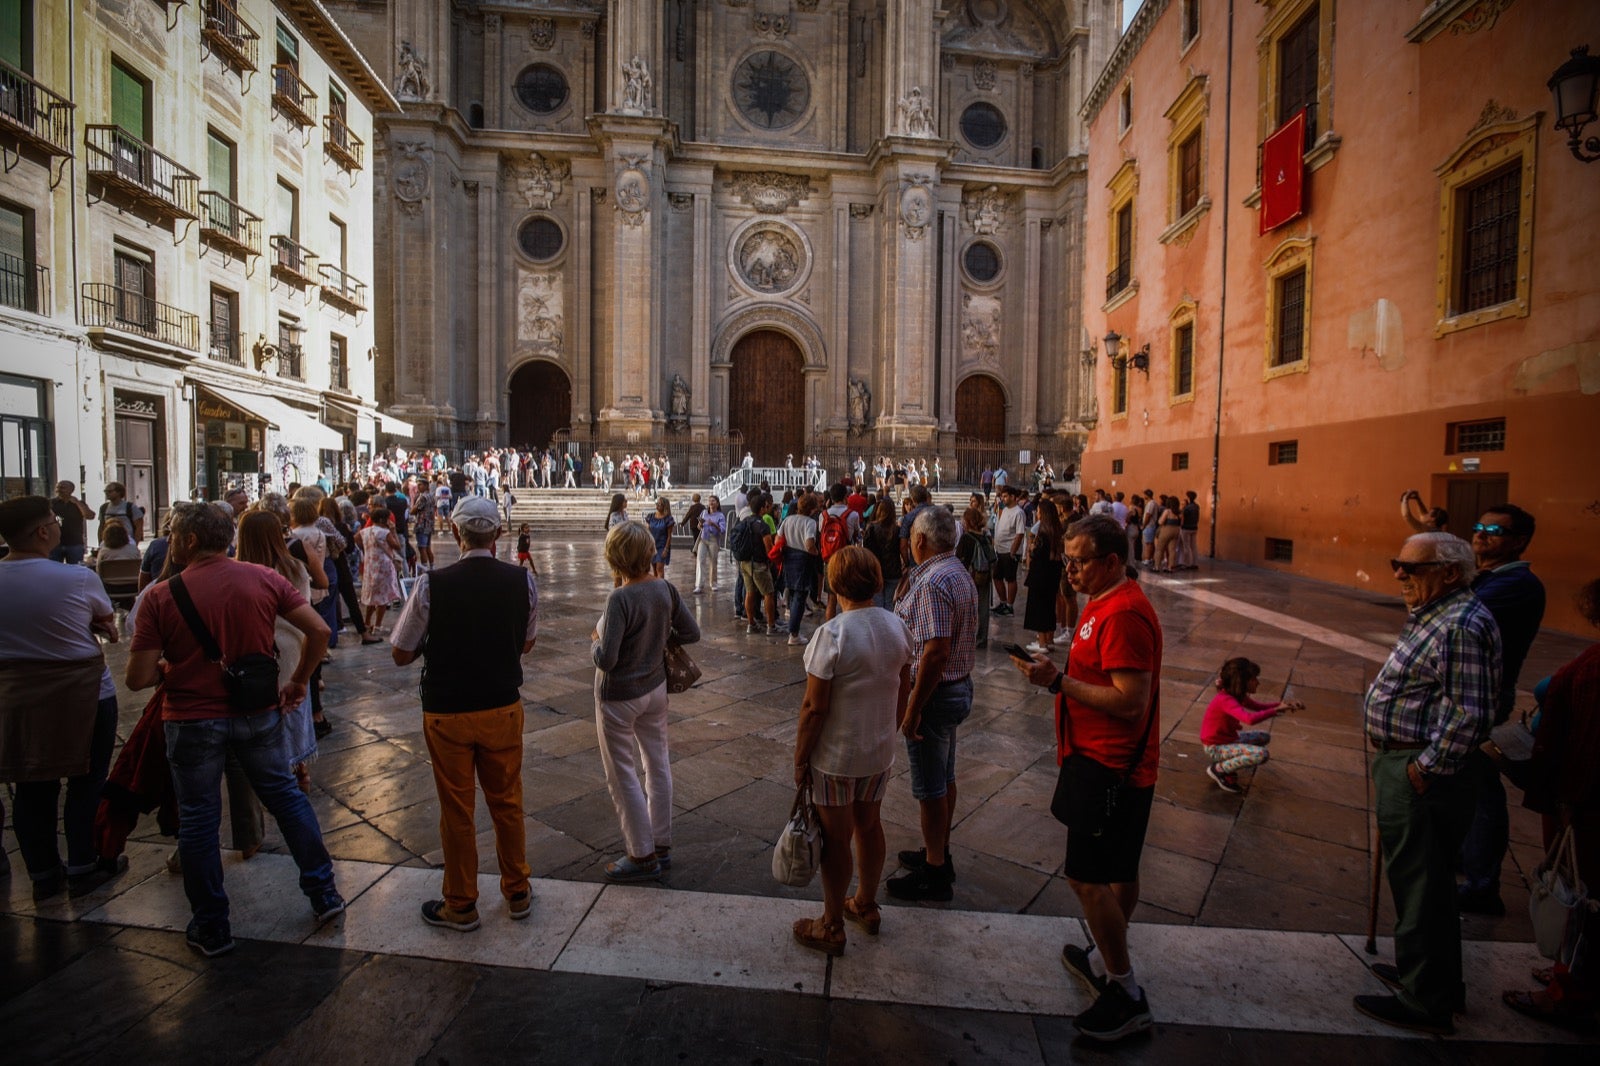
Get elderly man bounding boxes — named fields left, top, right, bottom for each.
left=887, top=506, right=977, bottom=902
left=127, top=501, right=342, bottom=958
left=1017, top=514, right=1162, bottom=1043
left=1357, top=532, right=1500, bottom=1034
left=391, top=495, right=537, bottom=931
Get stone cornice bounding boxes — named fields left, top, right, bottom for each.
left=1405, top=0, right=1517, bottom=44
left=1082, top=0, right=1174, bottom=124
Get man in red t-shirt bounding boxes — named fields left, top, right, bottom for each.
left=1017, top=514, right=1161, bottom=1043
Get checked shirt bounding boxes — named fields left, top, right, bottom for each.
left=895, top=550, right=977, bottom=683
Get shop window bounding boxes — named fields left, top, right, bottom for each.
left=0, top=372, right=52, bottom=498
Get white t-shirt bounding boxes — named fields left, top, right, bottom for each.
left=779, top=513, right=818, bottom=553
left=1110, top=501, right=1129, bottom=524
left=994, top=505, right=1028, bottom=554
left=802, top=606, right=913, bottom=777
left=0, top=558, right=116, bottom=698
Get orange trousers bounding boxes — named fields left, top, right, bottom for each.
left=423, top=701, right=530, bottom=911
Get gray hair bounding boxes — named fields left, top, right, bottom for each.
left=911, top=504, right=959, bottom=553
left=1408, top=532, right=1475, bottom=580
left=170, top=499, right=236, bottom=554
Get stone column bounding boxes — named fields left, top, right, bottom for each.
left=573, top=181, right=593, bottom=432
left=830, top=201, right=851, bottom=438
left=474, top=181, right=497, bottom=427
left=1020, top=214, right=1041, bottom=437
left=937, top=203, right=958, bottom=433
left=690, top=184, right=712, bottom=437
left=483, top=14, right=503, bottom=128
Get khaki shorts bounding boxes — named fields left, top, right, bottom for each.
left=740, top=559, right=775, bottom=596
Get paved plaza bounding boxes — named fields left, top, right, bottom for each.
left=5, top=532, right=1593, bottom=1062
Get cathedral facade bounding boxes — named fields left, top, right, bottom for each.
left=327, top=0, right=1119, bottom=473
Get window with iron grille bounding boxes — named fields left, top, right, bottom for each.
left=1178, top=130, right=1201, bottom=216
left=1118, top=83, right=1132, bottom=131
left=330, top=334, right=348, bottom=390
left=1110, top=202, right=1132, bottom=295
left=1277, top=5, right=1319, bottom=142
left=1265, top=537, right=1294, bottom=562
left=1111, top=459, right=1124, bottom=475
left=1182, top=0, right=1200, bottom=45
left=208, top=287, right=237, bottom=363
left=1268, top=439, right=1299, bottom=465
left=1172, top=452, right=1189, bottom=471
left=1272, top=266, right=1306, bottom=366
left=1446, top=418, right=1506, bottom=454
left=1112, top=360, right=1128, bottom=414
left=1456, top=165, right=1520, bottom=315
left=1174, top=321, right=1194, bottom=396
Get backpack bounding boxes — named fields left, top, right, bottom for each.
left=819, top=509, right=849, bottom=561
left=729, top=516, right=763, bottom=562
left=968, top=531, right=997, bottom=573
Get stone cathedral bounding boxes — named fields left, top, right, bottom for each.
left=326, top=0, right=1119, bottom=471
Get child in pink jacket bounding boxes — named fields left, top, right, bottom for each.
left=1201, top=657, right=1303, bottom=793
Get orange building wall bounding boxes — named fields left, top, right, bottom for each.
left=1080, top=0, right=1600, bottom=634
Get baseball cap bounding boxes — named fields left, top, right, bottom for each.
left=452, top=495, right=501, bottom=534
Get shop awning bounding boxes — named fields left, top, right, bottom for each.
left=205, top=386, right=346, bottom=453
left=378, top=411, right=415, bottom=437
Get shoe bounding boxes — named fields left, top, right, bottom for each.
left=1073, top=982, right=1153, bottom=1043
left=311, top=890, right=347, bottom=924
left=314, top=718, right=333, bottom=739
left=166, top=849, right=183, bottom=875
left=993, top=604, right=1012, bottom=615
left=1502, top=989, right=1598, bottom=1031
left=420, top=899, right=481, bottom=932
left=654, top=848, right=672, bottom=871
left=896, top=849, right=957, bottom=883
left=1206, top=763, right=1243, bottom=794
left=1062, top=943, right=1109, bottom=996
left=1457, top=885, right=1506, bottom=916
left=1025, top=641, right=1054, bottom=654
left=67, top=855, right=129, bottom=898
left=603, top=855, right=662, bottom=883
left=747, top=624, right=764, bottom=634
left=508, top=891, right=532, bottom=921
left=886, top=863, right=954, bottom=902
left=1353, top=994, right=1453, bottom=1035
left=1369, top=963, right=1466, bottom=1012
left=792, top=916, right=846, bottom=957
left=360, top=635, right=384, bottom=645
left=692, top=587, right=704, bottom=595
left=787, top=635, right=808, bottom=646
left=843, top=897, right=881, bottom=935
left=186, top=918, right=236, bottom=958
left=31, top=866, right=66, bottom=902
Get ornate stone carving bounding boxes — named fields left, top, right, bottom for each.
left=614, top=156, right=650, bottom=227
left=505, top=151, right=570, bottom=210
left=391, top=141, right=432, bottom=216
left=396, top=42, right=430, bottom=101
left=723, top=171, right=812, bottom=214
left=1449, top=0, right=1515, bottom=35
left=734, top=221, right=804, bottom=293
left=796, top=0, right=819, bottom=10
left=849, top=203, right=874, bottom=220
left=754, top=8, right=791, bottom=39
left=668, top=373, right=690, bottom=429
left=897, top=86, right=935, bottom=137
left=484, top=13, right=501, bottom=32
left=899, top=177, right=934, bottom=240
left=943, top=0, right=1048, bottom=56
left=529, top=17, right=555, bottom=50
left=1466, top=99, right=1518, bottom=136
left=463, top=180, right=479, bottom=198
left=961, top=292, right=1002, bottom=366
left=517, top=271, right=563, bottom=350
left=668, top=192, right=694, bottom=211
left=847, top=378, right=871, bottom=434
left=620, top=55, right=653, bottom=115
left=973, top=58, right=997, bottom=90
left=590, top=187, right=607, bottom=205
left=964, top=184, right=1010, bottom=235
left=581, top=21, right=596, bottom=40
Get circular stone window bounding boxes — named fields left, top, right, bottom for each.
left=732, top=51, right=810, bottom=130
left=963, top=241, right=1001, bottom=283
left=515, top=64, right=569, bottom=114
left=960, top=102, right=1007, bottom=148
left=518, top=217, right=565, bottom=262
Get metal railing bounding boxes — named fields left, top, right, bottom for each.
left=0, top=58, right=74, bottom=156
left=323, top=112, right=363, bottom=170
left=0, top=252, right=48, bottom=314
left=198, top=191, right=262, bottom=255
left=710, top=465, right=828, bottom=501
left=270, top=235, right=317, bottom=283
left=208, top=327, right=247, bottom=366
left=317, top=262, right=366, bottom=311
left=271, top=64, right=316, bottom=127
left=81, top=282, right=199, bottom=350
left=1106, top=264, right=1131, bottom=301
left=201, top=0, right=260, bottom=73
left=84, top=125, right=199, bottom=220
left=277, top=342, right=304, bottom=380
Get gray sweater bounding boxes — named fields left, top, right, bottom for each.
left=591, top=579, right=701, bottom=701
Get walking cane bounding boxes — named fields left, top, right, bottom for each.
left=1364, top=733, right=1381, bottom=955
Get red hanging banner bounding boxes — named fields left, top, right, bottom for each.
left=1259, top=109, right=1307, bottom=234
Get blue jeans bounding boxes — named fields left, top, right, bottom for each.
left=906, top=678, right=974, bottom=801
left=48, top=544, right=87, bottom=565
left=786, top=585, right=808, bottom=637
left=165, top=711, right=336, bottom=928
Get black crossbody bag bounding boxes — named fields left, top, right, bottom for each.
left=1050, top=692, right=1157, bottom=838
left=168, top=574, right=281, bottom=713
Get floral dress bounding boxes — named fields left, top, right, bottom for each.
left=358, top=525, right=402, bottom=606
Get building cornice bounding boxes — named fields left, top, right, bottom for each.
left=278, top=0, right=403, bottom=115
left=1082, top=0, right=1174, bottom=124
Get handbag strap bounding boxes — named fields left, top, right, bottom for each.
left=1059, top=676, right=1158, bottom=784
left=167, top=574, right=225, bottom=664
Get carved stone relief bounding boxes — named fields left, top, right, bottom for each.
left=529, top=17, right=556, bottom=50
left=734, top=221, right=805, bottom=294
left=961, top=292, right=1002, bottom=366
left=517, top=271, right=564, bottom=351
left=849, top=203, right=875, bottom=220
left=964, top=184, right=1010, bottom=235
left=391, top=141, right=433, bottom=216
left=620, top=56, right=653, bottom=115
left=973, top=59, right=998, bottom=91
left=897, top=87, right=935, bottom=137
left=396, top=42, right=430, bottom=101
left=614, top=156, right=651, bottom=227
left=505, top=151, right=570, bottom=210
left=899, top=177, right=934, bottom=240
left=723, top=171, right=812, bottom=214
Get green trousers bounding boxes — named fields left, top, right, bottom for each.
left=1373, top=751, right=1475, bottom=1021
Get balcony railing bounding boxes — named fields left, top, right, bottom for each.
left=208, top=327, right=247, bottom=366
left=82, top=282, right=199, bottom=350
left=323, top=113, right=363, bottom=172
left=198, top=191, right=262, bottom=258
left=0, top=58, right=75, bottom=158
left=270, top=235, right=317, bottom=288
left=0, top=252, right=48, bottom=314
left=84, top=125, right=199, bottom=223
left=271, top=64, right=317, bottom=128
left=318, top=262, right=366, bottom=313
left=1106, top=264, right=1131, bottom=301
left=278, top=341, right=304, bottom=380
left=201, top=0, right=260, bottom=75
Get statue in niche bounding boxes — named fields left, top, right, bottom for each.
left=897, top=86, right=935, bottom=137
left=847, top=378, right=871, bottom=434
left=669, top=373, right=690, bottom=428
left=396, top=42, right=430, bottom=101
left=621, top=55, right=653, bottom=114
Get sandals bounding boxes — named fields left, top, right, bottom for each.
left=603, top=855, right=662, bottom=883
left=792, top=916, right=846, bottom=957
left=1503, top=988, right=1597, bottom=1031
left=1532, top=965, right=1555, bottom=986
left=843, top=897, right=881, bottom=936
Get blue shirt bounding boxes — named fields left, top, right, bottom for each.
left=1472, top=561, right=1546, bottom=723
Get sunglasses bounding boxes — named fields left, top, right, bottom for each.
left=1471, top=523, right=1509, bottom=536
left=1390, top=559, right=1446, bottom=577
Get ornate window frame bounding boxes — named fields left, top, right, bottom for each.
left=514, top=213, right=569, bottom=266
left=960, top=238, right=1006, bottom=291
left=1432, top=113, right=1538, bottom=337
left=1245, top=0, right=1340, bottom=207
left=1169, top=299, right=1198, bottom=405
left=1103, top=158, right=1139, bottom=313
left=1110, top=358, right=1129, bottom=420
left=1263, top=236, right=1314, bottom=381
left=728, top=47, right=818, bottom=137
left=1161, top=75, right=1210, bottom=244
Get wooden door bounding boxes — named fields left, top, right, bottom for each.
left=728, top=330, right=804, bottom=465
left=114, top=413, right=157, bottom=527
left=1445, top=476, right=1509, bottom=533
left=507, top=360, right=571, bottom=449
left=955, top=374, right=1006, bottom=442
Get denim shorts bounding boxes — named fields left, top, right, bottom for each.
left=906, top=677, right=974, bottom=801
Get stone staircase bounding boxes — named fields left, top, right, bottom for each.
left=502, top=486, right=979, bottom=535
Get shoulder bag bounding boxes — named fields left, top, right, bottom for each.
left=169, top=574, right=281, bottom=713
left=662, top=583, right=701, bottom=694
left=1529, top=824, right=1596, bottom=964
left=1049, top=691, right=1157, bottom=837
left=771, top=780, right=821, bottom=887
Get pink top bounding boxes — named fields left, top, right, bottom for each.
left=1200, top=691, right=1282, bottom=747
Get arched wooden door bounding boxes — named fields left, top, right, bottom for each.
left=728, top=330, right=805, bottom=465
left=507, top=361, right=571, bottom=449
left=954, top=374, right=1008, bottom=484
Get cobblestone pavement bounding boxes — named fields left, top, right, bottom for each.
left=5, top=532, right=1592, bottom=1061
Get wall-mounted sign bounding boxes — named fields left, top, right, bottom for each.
left=1462, top=457, right=1481, bottom=472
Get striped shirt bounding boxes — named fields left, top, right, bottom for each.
left=1363, top=586, right=1501, bottom=776
left=895, top=550, right=978, bottom=683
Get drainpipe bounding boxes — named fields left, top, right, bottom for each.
left=1207, top=0, right=1236, bottom=559
left=67, top=0, right=87, bottom=486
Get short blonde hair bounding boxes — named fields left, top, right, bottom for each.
left=605, top=520, right=654, bottom=579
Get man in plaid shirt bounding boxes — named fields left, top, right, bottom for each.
left=1357, top=532, right=1501, bottom=1035
left=888, top=506, right=977, bottom=902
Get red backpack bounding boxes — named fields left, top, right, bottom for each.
left=819, top=509, right=849, bottom=561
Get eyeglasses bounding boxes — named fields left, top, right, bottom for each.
left=1390, top=559, right=1446, bottom=577
left=1471, top=523, right=1509, bottom=536
left=1064, top=553, right=1107, bottom=569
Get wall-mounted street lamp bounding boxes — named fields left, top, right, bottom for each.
left=1548, top=45, right=1600, bottom=163
left=1103, top=330, right=1150, bottom=375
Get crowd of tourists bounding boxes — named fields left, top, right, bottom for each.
left=0, top=454, right=1593, bottom=1042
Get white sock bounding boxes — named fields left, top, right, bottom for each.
left=1085, top=944, right=1107, bottom=979
left=1109, top=968, right=1141, bottom=1000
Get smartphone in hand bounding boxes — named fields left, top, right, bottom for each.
left=1004, top=642, right=1035, bottom=663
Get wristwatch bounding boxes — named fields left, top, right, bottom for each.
left=1048, top=671, right=1065, bottom=695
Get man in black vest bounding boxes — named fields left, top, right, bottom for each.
left=390, top=495, right=538, bottom=931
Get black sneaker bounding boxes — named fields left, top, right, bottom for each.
left=311, top=890, right=347, bottom=924
left=1061, top=943, right=1109, bottom=996
left=186, top=918, right=236, bottom=958
left=885, top=863, right=953, bottom=902
left=1073, top=982, right=1153, bottom=1043
left=1352, top=994, right=1453, bottom=1035
left=67, top=855, right=129, bottom=898
left=896, top=849, right=957, bottom=883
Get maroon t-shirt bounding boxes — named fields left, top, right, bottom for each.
left=132, top=554, right=307, bottom=721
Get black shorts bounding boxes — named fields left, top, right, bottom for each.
left=1064, top=784, right=1154, bottom=885
left=993, top=553, right=1019, bottom=582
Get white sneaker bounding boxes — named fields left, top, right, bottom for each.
left=1026, top=641, right=1054, bottom=654
left=693, top=587, right=704, bottom=594
left=787, top=635, right=808, bottom=646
